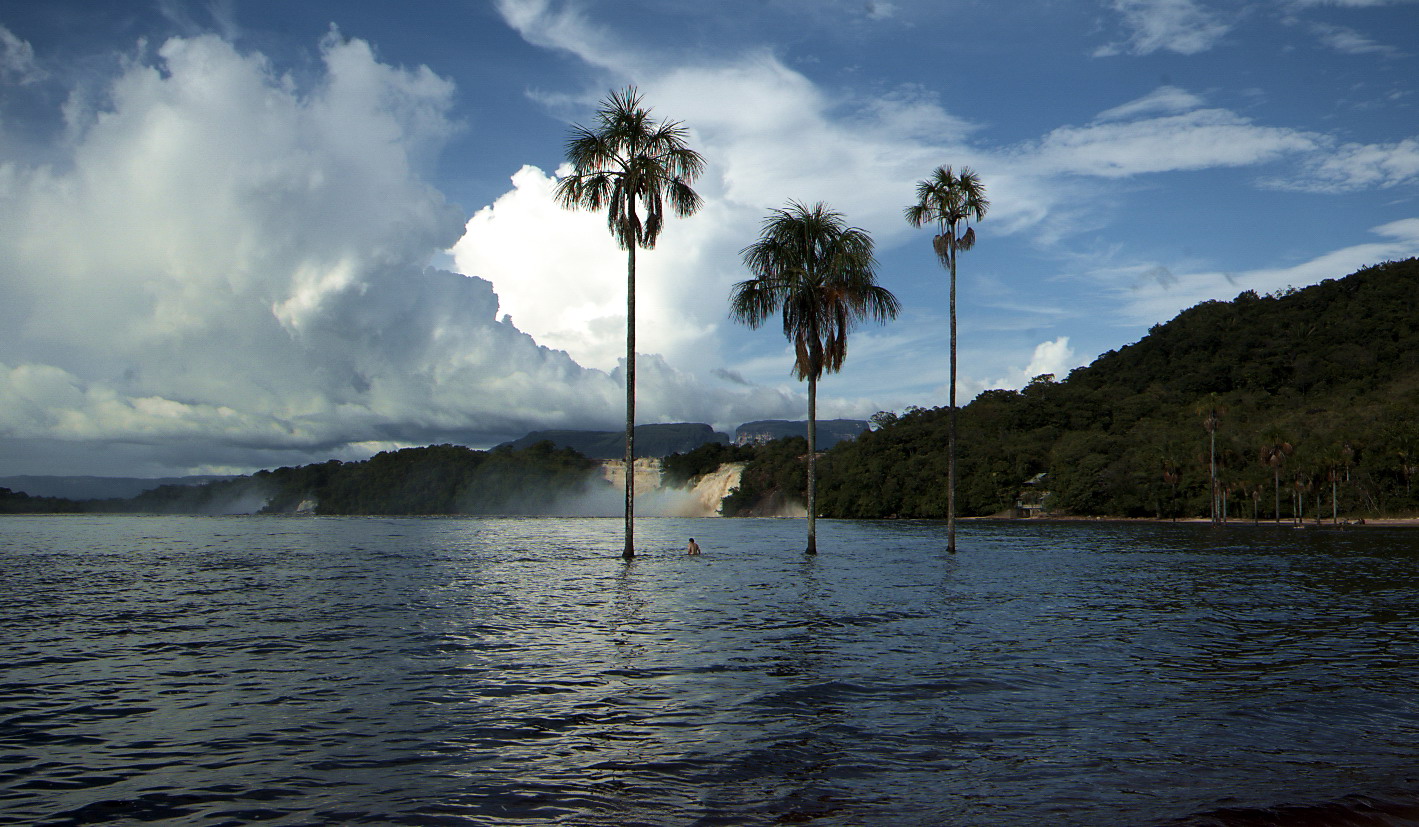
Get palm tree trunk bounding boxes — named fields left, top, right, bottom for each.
left=1209, top=429, right=1217, bottom=524
left=1273, top=469, right=1280, bottom=524
left=624, top=242, right=636, bottom=560
left=947, top=242, right=958, bottom=553
left=806, top=373, right=817, bottom=555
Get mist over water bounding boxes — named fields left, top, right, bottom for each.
left=553, top=461, right=788, bottom=518
left=3, top=516, right=1418, bottom=826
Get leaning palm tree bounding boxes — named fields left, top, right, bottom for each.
left=905, top=166, right=987, bottom=553
left=556, top=88, right=705, bottom=559
left=730, top=201, right=900, bottom=554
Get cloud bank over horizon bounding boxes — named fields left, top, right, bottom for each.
left=0, top=30, right=804, bottom=476
left=2, top=0, right=1416, bottom=478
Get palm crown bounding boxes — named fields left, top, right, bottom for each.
left=731, top=200, right=898, bottom=555
left=554, top=87, right=703, bottom=559
left=731, top=201, right=900, bottom=382
left=555, top=88, right=705, bottom=250
left=904, top=164, right=987, bottom=554
left=904, top=165, right=989, bottom=264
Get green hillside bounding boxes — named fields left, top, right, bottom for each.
left=742, top=258, right=1419, bottom=520
left=47, top=442, right=601, bottom=516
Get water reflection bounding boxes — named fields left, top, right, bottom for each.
left=4, top=516, right=1419, bottom=826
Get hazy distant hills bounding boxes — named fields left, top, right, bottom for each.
left=5, top=419, right=869, bottom=502
left=734, top=419, right=869, bottom=448
left=497, top=419, right=870, bottom=460
left=497, top=423, right=731, bottom=459
left=0, top=474, right=237, bottom=501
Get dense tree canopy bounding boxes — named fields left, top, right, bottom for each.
left=729, top=258, right=1419, bottom=521
left=12, top=443, right=601, bottom=516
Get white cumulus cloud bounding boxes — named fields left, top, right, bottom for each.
left=0, top=30, right=801, bottom=475
left=983, top=337, right=1085, bottom=392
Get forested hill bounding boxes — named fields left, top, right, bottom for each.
left=3, top=443, right=602, bottom=515
left=797, top=258, right=1419, bottom=520
left=1074, top=257, right=1419, bottom=401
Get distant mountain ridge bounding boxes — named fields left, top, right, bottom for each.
left=5, top=421, right=870, bottom=503
left=0, top=474, right=236, bottom=501
left=496, top=422, right=730, bottom=460
left=499, top=419, right=871, bottom=459
left=734, top=419, right=869, bottom=448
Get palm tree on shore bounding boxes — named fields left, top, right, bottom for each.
left=1259, top=432, right=1293, bottom=524
left=556, top=88, right=705, bottom=559
left=730, top=201, right=900, bottom=554
left=1197, top=394, right=1225, bottom=524
left=905, top=166, right=987, bottom=553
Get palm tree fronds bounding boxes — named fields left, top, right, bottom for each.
left=557, top=86, right=704, bottom=559
left=558, top=87, right=706, bottom=250
left=905, top=163, right=988, bottom=554
left=733, top=200, right=899, bottom=382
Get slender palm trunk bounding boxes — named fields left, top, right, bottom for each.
left=947, top=240, right=958, bottom=553
left=624, top=241, right=636, bottom=560
left=1209, top=429, right=1217, bottom=524
left=1273, top=469, right=1280, bottom=523
left=806, top=374, right=817, bottom=555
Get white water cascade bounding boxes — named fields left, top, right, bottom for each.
left=674, top=462, right=746, bottom=517
left=595, top=459, right=745, bottom=517
left=599, top=458, right=664, bottom=497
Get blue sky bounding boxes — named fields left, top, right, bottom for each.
left=1, top=0, right=1416, bottom=477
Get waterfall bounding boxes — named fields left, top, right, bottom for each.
left=595, top=459, right=744, bottom=517
left=599, top=458, right=664, bottom=496
left=679, top=462, right=745, bottom=517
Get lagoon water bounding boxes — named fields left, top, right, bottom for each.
left=3, top=515, right=1419, bottom=826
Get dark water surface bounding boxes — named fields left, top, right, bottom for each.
left=3, top=515, right=1419, bottom=826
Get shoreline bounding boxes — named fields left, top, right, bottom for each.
left=967, top=514, right=1419, bottom=528
left=6, top=511, right=1419, bottom=526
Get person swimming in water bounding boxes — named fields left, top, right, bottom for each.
left=687, top=537, right=701, bottom=555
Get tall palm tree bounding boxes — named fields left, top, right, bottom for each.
left=556, top=88, right=705, bottom=559
left=730, top=201, right=900, bottom=554
left=1197, top=394, right=1225, bottom=524
left=905, top=166, right=987, bottom=553
left=1259, top=432, right=1293, bottom=524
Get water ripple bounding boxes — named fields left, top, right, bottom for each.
left=3, top=516, right=1419, bottom=825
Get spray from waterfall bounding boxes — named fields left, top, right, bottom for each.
left=545, top=459, right=745, bottom=517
